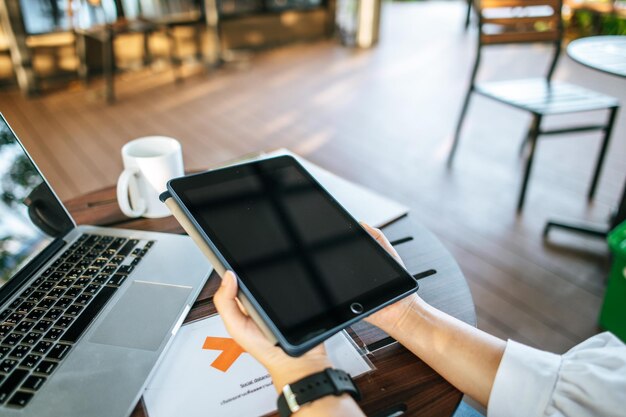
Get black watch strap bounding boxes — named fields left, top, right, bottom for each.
left=277, top=368, right=361, bottom=417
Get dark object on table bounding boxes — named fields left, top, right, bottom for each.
left=25, top=183, right=74, bottom=236
left=448, top=0, right=620, bottom=213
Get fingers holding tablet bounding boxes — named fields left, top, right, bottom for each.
left=215, top=271, right=333, bottom=389
left=360, top=222, right=405, bottom=267
left=214, top=271, right=279, bottom=360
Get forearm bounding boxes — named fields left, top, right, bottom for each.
left=387, top=298, right=506, bottom=407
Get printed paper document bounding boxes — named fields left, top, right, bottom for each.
left=144, top=315, right=372, bottom=417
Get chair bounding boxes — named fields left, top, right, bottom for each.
left=0, top=0, right=77, bottom=94
left=448, top=0, right=620, bottom=212
left=138, top=0, right=206, bottom=78
left=74, top=0, right=172, bottom=103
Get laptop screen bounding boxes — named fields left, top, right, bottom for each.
left=0, top=114, right=74, bottom=290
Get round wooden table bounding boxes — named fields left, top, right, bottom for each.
left=64, top=185, right=476, bottom=417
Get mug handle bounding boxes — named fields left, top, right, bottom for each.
left=117, top=168, right=146, bottom=218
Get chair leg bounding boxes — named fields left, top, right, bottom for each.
left=167, top=27, right=183, bottom=84
left=588, top=106, right=618, bottom=201
left=103, top=33, right=115, bottom=104
left=448, top=88, right=473, bottom=167
left=77, top=34, right=88, bottom=86
left=611, top=180, right=626, bottom=230
left=194, top=24, right=203, bottom=62
left=519, top=120, right=534, bottom=156
left=143, top=31, right=153, bottom=67
left=543, top=221, right=607, bottom=239
left=518, top=114, right=542, bottom=213
left=464, top=0, right=472, bottom=29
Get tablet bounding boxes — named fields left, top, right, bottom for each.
left=166, top=155, right=418, bottom=356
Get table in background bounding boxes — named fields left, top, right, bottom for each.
left=545, top=36, right=626, bottom=238
left=65, top=184, right=476, bottom=417
left=567, top=36, right=626, bottom=78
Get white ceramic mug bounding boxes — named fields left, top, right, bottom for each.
left=117, top=136, right=184, bottom=218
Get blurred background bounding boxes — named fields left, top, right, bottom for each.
left=1, top=0, right=625, bottom=382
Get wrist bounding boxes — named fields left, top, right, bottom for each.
left=269, top=357, right=333, bottom=393
left=276, top=368, right=362, bottom=417
left=389, top=296, right=432, bottom=340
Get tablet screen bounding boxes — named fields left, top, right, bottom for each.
left=172, top=156, right=416, bottom=345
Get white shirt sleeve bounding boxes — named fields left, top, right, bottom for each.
left=487, top=332, right=626, bottom=417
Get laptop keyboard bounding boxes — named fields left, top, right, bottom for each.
left=0, top=234, right=154, bottom=409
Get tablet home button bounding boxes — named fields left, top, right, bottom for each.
left=350, top=303, right=364, bottom=314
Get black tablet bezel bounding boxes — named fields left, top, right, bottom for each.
left=167, top=155, right=418, bottom=354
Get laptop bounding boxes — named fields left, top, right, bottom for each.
left=0, top=114, right=211, bottom=416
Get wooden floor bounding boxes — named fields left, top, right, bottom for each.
left=1, top=2, right=624, bottom=355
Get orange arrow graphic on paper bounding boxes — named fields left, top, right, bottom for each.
left=202, top=337, right=246, bottom=372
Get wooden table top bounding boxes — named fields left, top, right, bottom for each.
left=64, top=185, right=476, bottom=417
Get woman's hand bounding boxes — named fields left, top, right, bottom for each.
left=213, top=271, right=332, bottom=392
left=360, top=223, right=422, bottom=336
left=362, top=224, right=506, bottom=408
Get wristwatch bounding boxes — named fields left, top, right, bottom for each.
left=276, top=368, right=361, bottom=417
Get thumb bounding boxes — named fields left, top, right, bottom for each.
left=214, top=271, right=245, bottom=327
left=220, top=270, right=238, bottom=298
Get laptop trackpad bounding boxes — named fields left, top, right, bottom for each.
left=89, top=281, right=192, bottom=351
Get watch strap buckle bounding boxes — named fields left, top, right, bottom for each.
left=282, top=384, right=301, bottom=413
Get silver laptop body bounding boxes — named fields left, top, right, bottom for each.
left=0, top=114, right=211, bottom=417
